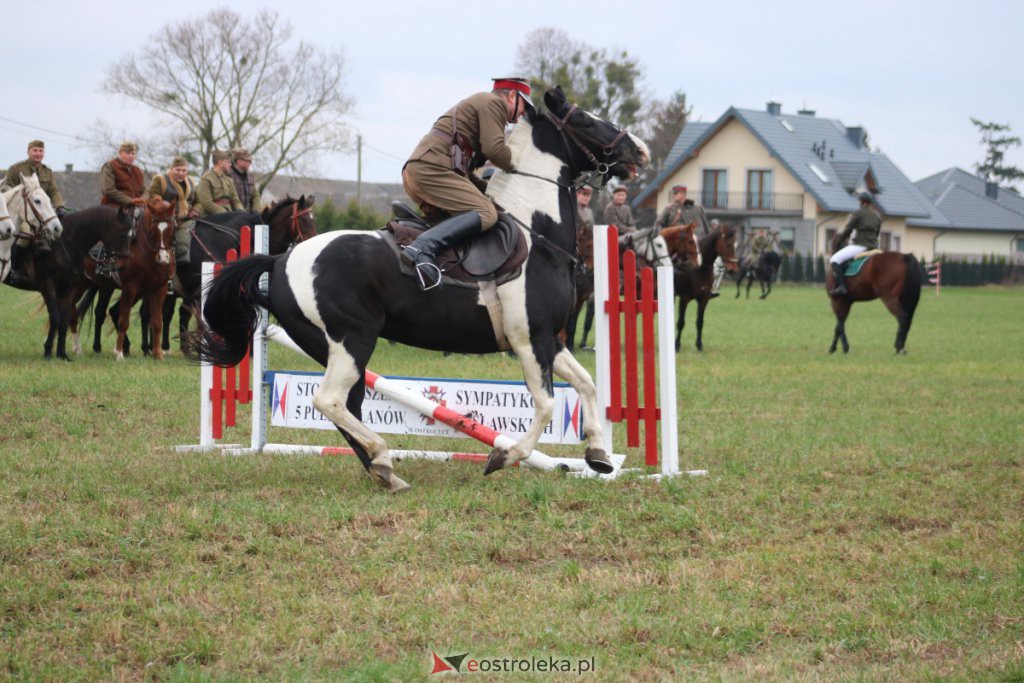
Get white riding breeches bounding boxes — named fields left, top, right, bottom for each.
left=712, top=256, right=724, bottom=291
left=830, top=244, right=867, bottom=264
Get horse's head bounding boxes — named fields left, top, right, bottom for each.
left=0, top=191, right=12, bottom=282
left=263, top=195, right=317, bottom=249
left=14, top=173, right=62, bottom=241
left=537, top=87, right=649, bottom=183
left=662, top=222, right=701, bottom=268
left=141, top=196, right=177, bottom=265
left=716, top=224, right=740, bottom=272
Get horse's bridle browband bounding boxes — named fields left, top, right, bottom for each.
left=20, top=185, right=61, bottom=234
left=545, top=105, right=629, bottom=177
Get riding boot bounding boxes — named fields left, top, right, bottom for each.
left=830, top=262, right=848, bottom=296
left=401, top=211, right=483, bottom=290
left=4, top=243, right=33, bottom=288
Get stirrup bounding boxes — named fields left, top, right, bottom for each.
left=414, top=262, right=443, bottom=290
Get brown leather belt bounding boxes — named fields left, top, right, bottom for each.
left=213, top=199, right=231, bottom=206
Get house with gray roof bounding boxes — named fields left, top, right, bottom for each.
left=913, top=168, right=1024, bottom=262
left=634, top=101, right=949, bottom=259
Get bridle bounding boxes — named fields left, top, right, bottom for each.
left=500, top=103, right=634, bottom=268
left=13, top=185, right=60, bottom=241
left=289, top=201, right=312, bottom=243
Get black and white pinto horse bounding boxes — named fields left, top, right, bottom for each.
left=192, top=88, right=649, bottom=492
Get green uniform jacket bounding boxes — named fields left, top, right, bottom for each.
left=146, top=174, right=196, bottom=221
left=839, top=206, right=881, bottom=249
left=407, top=91, right=514, bottom=173
left=750, top=234, right=772, bottom=259
left=2, top=159, right=66, bottom=209
left=195, top=170, right=243, bottom=216
left=602, top=202, right=635, bottom=232
left=655, top=201, right=685, bottom=229
left=677, top=202, right=711, bottom=237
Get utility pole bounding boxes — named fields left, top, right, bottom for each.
left=357, top=134, right=362, bottom=206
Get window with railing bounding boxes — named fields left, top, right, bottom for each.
left=1015, top=237, right=1024, bottom=252
left=701, top=169, right=728, bottom=208
left=747, top=170, right=773, bottom=209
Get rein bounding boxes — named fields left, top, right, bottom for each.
left=20, top=185, right=60, bottom=234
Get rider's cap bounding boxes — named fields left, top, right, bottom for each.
left=671, top=185, right=687, bottom=193
left=232, top=148, right=252, bottom=162
left=612, top=186, right=628, bottom=195
left=211, top=150, right=231, bottom=163
left=710, top=218, right=721, bottom=226
left=492, top=76, right=534, bottom=109
left=119, top=141, right=138, bottom=153
left=170, top=156, right=189, bottom=168
left=577, top=186, right=592, bottom=194
left=27, top=139, right=44, bottom=150
left=858, top=191, right=873, bottom=203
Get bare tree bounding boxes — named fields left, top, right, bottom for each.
left=101, top=8, right=354, bottom=191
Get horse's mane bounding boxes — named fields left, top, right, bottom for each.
left=264, top=195, right=300, bottom=221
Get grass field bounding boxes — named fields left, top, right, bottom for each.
left=1, top=282, right=1022, bottom=680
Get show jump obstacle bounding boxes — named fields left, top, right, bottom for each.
left=178, top=224, right=703, bottom=479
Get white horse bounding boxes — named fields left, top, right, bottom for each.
left=0, top=191, right=16, bottom=281
left=2, top=173, right=62, bottom=255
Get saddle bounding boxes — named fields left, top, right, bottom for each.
left=382, top=202, right=527, bottom=288
left=844, top=249, right=882, bottom=276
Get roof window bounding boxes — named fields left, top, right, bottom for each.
left=807, top=163, right=830, bottom=183
left=779, top=119, right=794, bottom=133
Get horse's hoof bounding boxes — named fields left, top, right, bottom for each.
left=896, top=348, right=907, bottom=355
left=484, top=447, right=509, bottom=475
left=584, top=448, right=615, bottom=474
left=368, top=463, right=410, bottom=493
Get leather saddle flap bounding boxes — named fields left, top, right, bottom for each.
left=383, top=213, right=526, bottom=284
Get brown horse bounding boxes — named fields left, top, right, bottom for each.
left=673, top=224, right=740, bottom=351
left=82, top=197, right=178, bottom=360
left=826, top=247, right=922, bottom=354
left=660, top=222, right=700, bottom=266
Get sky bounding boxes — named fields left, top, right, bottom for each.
left=4, top=0, right=1023, bottom=188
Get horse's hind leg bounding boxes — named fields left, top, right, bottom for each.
left=580, top=299, right=595, bottom=349
left=314, top=337, right=409, bottom=493
left=882, top=296, right=911, bottom=354
left=553, top=348, right=613, bottom=473
left=161, top=295, right=175, bottom=352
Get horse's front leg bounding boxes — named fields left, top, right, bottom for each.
left=484, top=340, right=557, bottom=475
left=147, top=289, right=167, bottom=361
left=552, top=348, right=614, bottom=473
left=674, top=298, right=688, bottom=351
left=114, top=290, right=137, bottom=360
left=695, top=298, right=708, bottom=351
left=40, top=287, right=59, bottom=360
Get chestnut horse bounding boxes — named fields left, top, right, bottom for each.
left=82, top=197, right=177, bottom=359
left=826, top=245, right=921, bottom=354
left=673, top=224, right=739, bottom=351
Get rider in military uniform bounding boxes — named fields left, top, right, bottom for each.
left=146, top=156, right=198, bottom=265
left=656, top=185, right=709, bottom=236
left=602, top=186, right=636, bottom=233
left=196, top=150, right=243, bottom=216
left=829, top=191, right=881, bottom=296
left=228, top=148, right=259, bottom=212
left=401, top=77, right=533, bottom=289
left=2, top=140, right=67, bottom=287
left=749, top=228, right=773, bottom=264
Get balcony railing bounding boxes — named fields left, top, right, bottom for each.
left=699, top=191, right=804, bottom=213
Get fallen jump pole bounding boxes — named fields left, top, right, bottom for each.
left=259, top=324, right=625, bottom=475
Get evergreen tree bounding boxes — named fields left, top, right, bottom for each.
left=971, top=118, right=1024, bottom=190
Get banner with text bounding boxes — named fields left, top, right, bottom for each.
left=268, top=372, right=584, bottom=444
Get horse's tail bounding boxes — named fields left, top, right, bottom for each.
left=76, top=285, right=97, bottom=320
left=901, top=254, right=922, bottom=320
left=186, top=253, right=278, bottom=367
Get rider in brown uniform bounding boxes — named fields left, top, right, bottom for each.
left=97, top=141, right=147, bottom=276
left=401, top=77, right=532, bottom=289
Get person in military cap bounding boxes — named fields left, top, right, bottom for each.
left=100, top=142, right=147, bottom=209
left=401, top=76, right=533, bottom=289
left=602, top=186, right=635, bottom=234
left=2, top=140, right=67, bottom=215
left=146, top=156, right=198, bottom=265
left=748, top=227, right=774, bottom=265
left=229, top=148, right=259, bottom=212
left=576, top=186, right=595, bottom=233
left=94, top=142, right=146, bottom=277
left=196, top=150, right=243, bottom=216
left=656, top=185, right=709, bottom=237
left=1, top=140, right=68, bottom=287
left=829, top=191, right=881, bottom=296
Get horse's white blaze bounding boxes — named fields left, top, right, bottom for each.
left=487, top=119, right=562, bottom=224
left=694, top=232, right=702, bottom=267
left=157, top=222, right=171, bottom=263
left=287, top=231, right=382, bottom=333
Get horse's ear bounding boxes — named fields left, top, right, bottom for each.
left=544, top=86, right=568, bottom=113
left=305, top=195, right=315, bottom=208
left=260, top=206, right=272, bottom=222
